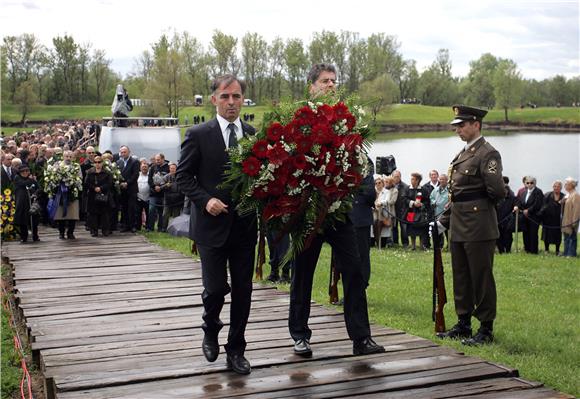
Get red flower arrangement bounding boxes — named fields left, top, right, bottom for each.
left=224, top=97, right=371, bottom=260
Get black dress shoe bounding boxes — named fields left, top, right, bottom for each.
left=436, top=322, right=472, bottom=340
left=293, top=338, right=312, bottom=357
left=59, top=235, right=66, bottom=240
left=353, top=337, right=385, bottom=355
left=33, top=237, right=40, bottom=242
left=226, top=353, right=251, bottom=375
left=462, top=327, right=493, bottom=346
left=67, top=234, right=76, bottom=240
left=279, top=274, right=291, bottom=284
left=266, top=273, right=279, bottom=283
left=202, top=335, right=219, bottom=362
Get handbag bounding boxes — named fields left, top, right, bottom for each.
left=94, top=175, right=109, bottom=203
left=29, top=197, right=42, bottom=216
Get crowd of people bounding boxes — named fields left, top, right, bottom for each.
left=369, top=169, right=579, bottom=257
left=0, top=129, right=186, bottom=241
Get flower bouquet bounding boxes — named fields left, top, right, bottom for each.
left=224, top=94, right=372, bottom=261
left=44, top=162, right=83, bottom=201
left=102, top=159, right=124, bottom=193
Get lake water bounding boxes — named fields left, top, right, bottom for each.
left=368, top=132, right=580, bottom=192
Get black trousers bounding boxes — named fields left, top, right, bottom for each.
left=354, top=225, right=371, bottom=287
left=119, top=190, right=137, bottom=229
left=289, top=220, right=371, bottom=342
left=87, top=210, right=111, bottom=234
left=266, top=229, right=292, bottom=276
left=196, top=222, right=256, bottom=356
left=496, top=225, right=513, bottom=253
left=18, top=218, right=39, bottom=241
left=522, top=220, right=539, bottom=254
left=393, top=217, right=409, bottom=247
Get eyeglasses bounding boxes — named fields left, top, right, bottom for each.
left=94, top=161, right=102, bottom=164
left=525, top=182, right=534, bottom=185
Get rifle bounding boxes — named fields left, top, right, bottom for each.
left=329, top=250, right=340, bottom=304
left=255, top=225, right=265, bottom=280
left=432, top=223, right=447, bottom=333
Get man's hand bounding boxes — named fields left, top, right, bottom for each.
left=120, top=182, right=128, bottom=189
left=205, top=198, right=228, bottom=216
left=154, top=186, right=161, bottom=192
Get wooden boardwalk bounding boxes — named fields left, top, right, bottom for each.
left=2, top=226, right=571, bottom=399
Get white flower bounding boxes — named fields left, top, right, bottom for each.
left=328, top=200, right=342, bottom=213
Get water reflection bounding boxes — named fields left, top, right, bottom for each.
left=369, top=132, right=580, bottom=192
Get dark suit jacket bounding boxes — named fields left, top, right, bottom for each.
left=176, top=118, right=257, bottom=248
left=1, top=166, right=14, bottom=191
left=117, top=156, right=139, bottom=193
left=349, top=159, right=375, bottom=228
left=517, top=187, right=544, bottom=217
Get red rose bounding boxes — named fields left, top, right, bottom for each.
left=343, top=134, right=363, bottom=151
left=346, top=114, right=356, bottom=130
left=242, top=156, right=261, bottom=176
left=333, top=102, right=349, bottom=118
left=252, top=139, right=269, bottom=158
left=317, top=104, right=335, bottom=122
left=267, top=122, right=285, bottom=142
left=253, top=187, right=268, bottom=199
left=267, top=180, right=285, bottom=197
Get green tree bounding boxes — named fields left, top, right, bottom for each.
left=266, top=37, right=285, bottom=101
left=2, top=34, right=45, bottom=103
left=463, top=53, right=499, bottom=108
left=359, top=73, right=399, bottom=123
left=182, top=32, right=208, bottom=100
left=91, top=49, right=112, bottom=105
left=283, top=38, right=308, bottom=99
left=493, top=58, right=523, bottom=121
left=241, top=32, right=268, bottom=102
left=417, top=49, right=460, bottom=106
left=14, top=80, right=38, bottom=124
left=547, top=75, right=571, bottom=106
left=343, top=33, right=366, bottom=93
left=364, top=33, right=403, bottom=95
left=308, top=31, right=347, bottom=84
left=399, top=59, right=419, bottom=102
left=209, top=30, right=239, bottom=76
left=51, top=35, right=80, bottom=103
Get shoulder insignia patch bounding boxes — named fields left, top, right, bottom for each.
left=487, top=159, right=498, bottom=174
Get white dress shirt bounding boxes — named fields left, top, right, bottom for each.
left=216, top=114, right=242, bottom=148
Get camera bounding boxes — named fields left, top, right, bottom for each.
left=376, top=155, right=397, bottom=176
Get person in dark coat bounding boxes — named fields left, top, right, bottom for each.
left=541, top=180, right=564, bottom=254
left=13, top=165, right=40, bottom=243
left=404, top=172, right=431, bottom=250
left=496, top=178, right=516, bottom=253
left=85, top=154, right=113, bottom=237
left=514, top=176, right=544, bottom=254
left=116, top=145, right=140, bottom=232
left=392, top=170, right=409, bottom=247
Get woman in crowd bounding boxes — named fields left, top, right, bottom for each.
left=541, top=180, right=564, bottom=254
left=162, top=163, right=183, bottom=229
left=515, top=176, right=544, bottom=254
left=405, top=172, right=430, bottom=251
left=85, top=154, right=113, bottom=237
left=561, top=177, right=579, bottom=257
left=372, top=175, right=398, bottom=248
left=13, top=165, right=40, bottom=243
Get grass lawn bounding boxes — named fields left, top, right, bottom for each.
left=1, top=264, right=23, bottom=399
left=378, top=104, right=580, bottom=124
left=143, top=230, right=579, bottom=396
left=2, top=103, right=578, bottom=129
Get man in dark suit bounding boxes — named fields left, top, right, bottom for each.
left=1, top=152, right=15, bottom=191
left=437, top=105, right=504, bottom=346
left=290, top=63, right=385, bottom=358
left=176, top=75, right=257, bottom=375
left=116, top=145, right=139, bottom=232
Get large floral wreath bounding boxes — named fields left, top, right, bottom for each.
left=224, top=94, right=372, bottom=261
left=102, top=159, right=124, bottom=193
left=44, top=162, right=83, bottom=201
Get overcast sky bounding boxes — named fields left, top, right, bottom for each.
left=1, top=0, right=578, bottom=80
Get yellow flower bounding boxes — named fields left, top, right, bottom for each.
left=1, top=205, right=7, bottom=212
left=8, top=217, right=14, bottom=222
left=3, top=188, right=11, bottom=195
left=7, top=225, right=13, bottom=231
left=5, top=196, right=11, bottom=202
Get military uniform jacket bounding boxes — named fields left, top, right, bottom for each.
left=440, top=137, right=504, bottom=242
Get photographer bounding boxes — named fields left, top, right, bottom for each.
left=111, top=84, right=133, bottom=127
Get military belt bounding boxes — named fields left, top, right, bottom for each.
left=452, top=191, right=488, bottom=203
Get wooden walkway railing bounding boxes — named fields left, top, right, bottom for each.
left=1, top=226, right=572, bottom=399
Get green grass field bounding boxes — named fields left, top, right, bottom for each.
left=2, top=104, right=578, bottom=131
left=143, top=231, right=579, bottom=396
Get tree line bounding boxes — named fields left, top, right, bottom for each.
left=2, top=31, right=579, bottom=121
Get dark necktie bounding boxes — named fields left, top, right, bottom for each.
left=227, top=123, right=237, bottom=148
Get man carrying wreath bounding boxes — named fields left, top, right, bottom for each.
left=289, top=64, right=385, bottom=357
left=176, top=75, right=257, bottom=375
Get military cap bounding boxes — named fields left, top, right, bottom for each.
left=450, top=104, right=488, bottom=125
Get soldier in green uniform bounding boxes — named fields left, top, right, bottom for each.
left=436, top=105, right=504, bottom=345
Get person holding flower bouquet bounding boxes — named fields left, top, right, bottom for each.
left=176, top=75, right=257, bottom=375
left=45, top=150, right=83, bottom=239
left=85, top=153, right=113, bottom=237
